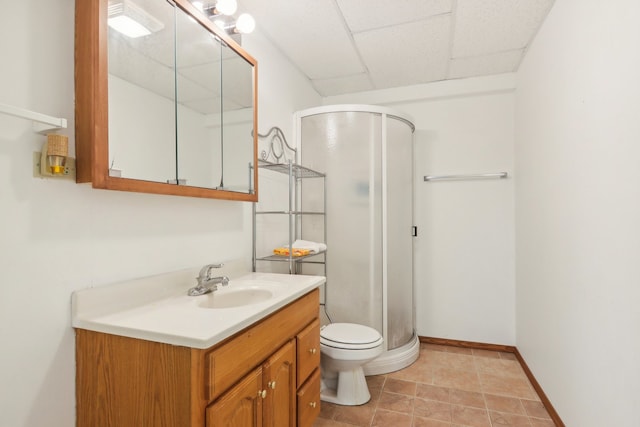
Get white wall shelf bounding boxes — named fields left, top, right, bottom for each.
left=0, top=102, right=67, bottom=133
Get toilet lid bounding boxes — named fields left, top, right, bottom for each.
left=320, top=323, right=383, bottom=349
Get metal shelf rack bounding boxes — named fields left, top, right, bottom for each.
left=252, top=129, right=326, bottom=275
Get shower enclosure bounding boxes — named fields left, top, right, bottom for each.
left=295, top=105, right=419, bottom=374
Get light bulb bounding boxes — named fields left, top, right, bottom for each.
left=235, top=13, right=255, bottom=34
left=215, top=0, right=237, bottom=16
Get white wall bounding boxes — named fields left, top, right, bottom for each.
left=325, top=75, right=517, bottom=345
left=0, top=1, right=320, bottom=425
left=515, top=0, right=640, bottom=425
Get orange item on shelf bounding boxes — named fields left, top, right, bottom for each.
left=273, top=247, right=311, bottom=257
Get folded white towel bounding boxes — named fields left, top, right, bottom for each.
left=291, top=239, right=327, bottom=254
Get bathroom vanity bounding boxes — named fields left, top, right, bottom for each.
left=73, top=269, right=324, bottom=426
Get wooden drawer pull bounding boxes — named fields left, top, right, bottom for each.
left=309, top=401, right=317, bottom=408
left=268, top=381, right=277, bottom=389
left=308, top=348, right=317, bottom=355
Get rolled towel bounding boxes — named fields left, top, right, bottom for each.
left=292, top=240, right=327, bottom=254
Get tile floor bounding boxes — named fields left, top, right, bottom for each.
left=314, top=343, right=555, bottom=427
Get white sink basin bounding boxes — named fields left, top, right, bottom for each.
left=72, top=271, right=325, bottom=349
left=197, top=280, right=287, bottom=309
left=198, top=287, right=273, bottom=309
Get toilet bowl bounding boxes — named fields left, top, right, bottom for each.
left=319, top=323, right=384, bottom=406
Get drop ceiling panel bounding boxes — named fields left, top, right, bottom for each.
left=239, top=0, right=365, bottom=79
left=448, top=50, right=523, bottom=79
left=337, top=0, right=453, bottom=33
left=311, top=73, right=374, bottom=97
left=452, top=0, right=555, bottom=58
left=179, top=63, right=222, bottom=94
left=176, top=73, right=217, bottom=105
left=354, top=15, right=451, bottom=89
left=109, top=39, right=175, bottom=101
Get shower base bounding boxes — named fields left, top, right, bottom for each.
left=363, top=334, right=420, bottom=376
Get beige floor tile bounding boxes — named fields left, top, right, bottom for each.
left=427, top=351, right=477, bottom=372
left=479, top=372, right=538, bottom=400
left=521, top=400, right=551, bottom=419
left=472, top=349, right=501, bottom=359
left=451, top=405, right=491, bottom=427
left=412, top=416, right=452, bottom=427
left=377, top=391, right=414, bottom=415
left=390, top=362, right=433, bottom=384
left=444, top=346, right=473, bottom=355
left=483, top=394, right=526, bottom=415
left=332, top=402, right=376, bottom=426
left=415, top=383, right=450, bottom=403
left=421, top=343, right=450, bottom=353
left=413, top=398, right=452, bottom=422
left=529, top=417, right=555, bottom=426
left=316, top=344, right=551, bottom=427
left=489, top=410, right=532, bottom=426
left=371, top=409, right=413, bottom=427
left=499, top=352, right=518, bottom=361
left=319, top=401, right=340, bottom=420
left=449, top=389, right=484, bottom=408
left=369, top=385, right=383, bottom=402
left=474, top=357, right=527, bottom=379
left=367, top=375, right=387, bottom=389
left=433, top=367, right=482, bottom=392
left=313, top=418, right=358, bottom=427
left=383, top=377, right=417, bottom=396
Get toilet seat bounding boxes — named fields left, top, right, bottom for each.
left=321, top=323, right=383, bottom=350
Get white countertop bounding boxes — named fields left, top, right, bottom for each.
left=72, top=267, right=325, bottom=349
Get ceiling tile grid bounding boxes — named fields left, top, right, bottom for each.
left=237, top=0, right=555, bottom=96
left=354, top=15, right=452, bottom=89
left=311, top=73, right=374, bottom=97
left=336, top=0, right=453, bottom=33
left=239, top=0, right=365, bottom=79
left=448, top=49, right=524, bottom=80
left=451, top=0, right=556, bottom=58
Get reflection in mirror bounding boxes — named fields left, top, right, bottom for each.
left=101, top=0, right=256, bottom=195
left=175, top=6, right=223, bottom=189
left=220, top=41, right=255, bottom=193
left=107, top=0, right=177, bottom=183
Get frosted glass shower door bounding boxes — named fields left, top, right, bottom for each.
left=385, top=117, right=414, bottom=350
left=301, top=112, right=383, bottom=332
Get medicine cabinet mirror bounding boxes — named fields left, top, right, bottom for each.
left=75, top=0, right=258, bottom=201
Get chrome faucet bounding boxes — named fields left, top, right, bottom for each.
left=188, top=263, right=230, bottom=296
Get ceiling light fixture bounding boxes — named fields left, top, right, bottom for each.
left=194, top=0, right=255, bottom=35
left=214, top=12, right=255, bottom=34
left=202, top=0, right=237, bottom=17
left=108, top=0, right=164, bottom=38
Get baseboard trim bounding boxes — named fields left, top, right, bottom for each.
left=419, top=336, right=565, bottom=427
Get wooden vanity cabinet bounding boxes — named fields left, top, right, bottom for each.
left=207, top=340, right=296, bottom=426
left=76, top=288, right=320, bottom=427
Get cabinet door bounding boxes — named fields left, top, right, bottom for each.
left=263, top=340, right=296, bottom=427
left=297, top=318, right=321, bottom=388
left=206, top=367, right=263, bottom=427
left=297, top=369, right=321, bottom=427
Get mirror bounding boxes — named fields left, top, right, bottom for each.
left=75, top=0, right=258, bottom=201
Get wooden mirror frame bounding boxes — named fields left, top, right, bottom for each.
left=74, top=0, right=259, bottom=201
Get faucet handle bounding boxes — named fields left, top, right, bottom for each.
left=198, top=263, right=225, bottom=279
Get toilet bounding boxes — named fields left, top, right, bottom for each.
left=319, top=323, right=384, bottom=406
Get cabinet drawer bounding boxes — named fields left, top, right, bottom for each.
left=206, top=289, right=319, bottom=402
left=296, top=318, right=320, bottom=388
left=297, top=368, right=321, bottom=427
